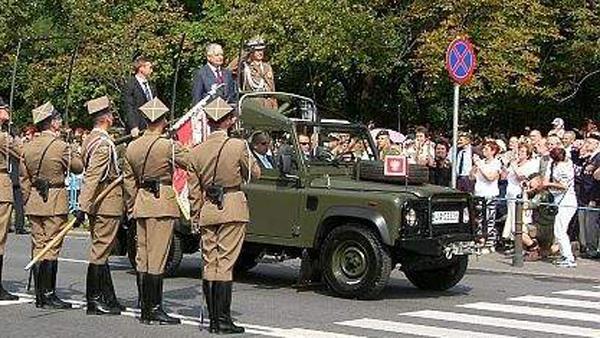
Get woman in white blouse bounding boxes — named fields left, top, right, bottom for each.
left=544, top=147, right=577, bottom=268
left=471, top=141, right=502, bottom=248
left=502, top=143, right=539, bottom=244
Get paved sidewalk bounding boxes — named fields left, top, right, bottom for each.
left=469, top=251, right=600, bottom=281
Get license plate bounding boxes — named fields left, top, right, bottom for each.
left=432, top=211, right=460, bottom=224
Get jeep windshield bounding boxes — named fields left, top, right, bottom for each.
left=294, top=121, right=378, bottom=165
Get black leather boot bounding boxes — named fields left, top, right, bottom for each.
left=136, top=271, right=144, bottom=310
left=202, top=280, right=218, bottom=333
left=86, top=264, right=119, bottom=315
left=0, top=255, right=18, bottom=301
left=101, top=264, right=125, bottom=312
left=217, top=281, right=244, bottom=334
left=43, top=260, right=72, bottom=309
left=33, top=261, right=44, bottom=308
left=142, top=274, right=180, bottom=325
left=139, top=273, right=150, bottom=324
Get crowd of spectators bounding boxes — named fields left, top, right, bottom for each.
left=373, top=118, right=600, bottom=267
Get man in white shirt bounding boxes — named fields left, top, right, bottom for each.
left=455, top=133, right=474, bottom=192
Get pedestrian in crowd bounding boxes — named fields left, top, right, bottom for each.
left=429, top=140, right=451, bottom=186
left=0, top=97, right=21, bottom=301
left=188, top=97, right=261, bottom=334
left=250, top=131, right=275, bottom=169
left=455, top=133, right=474, bottom=193
left=549, top=117, right=566, bottom=138
left=580, top=119, right=598, bottom=138
left=122, top=98, right=188, bottom=325
left=563, top=130, right=577, bottom=158
left=124, top=55, right=156, bottom=137
left=410, top=126, right=435, bottom=166
left=78, top=96, right=125, bottom=315
left=471, top=140, right=502, bottom=249
left=543, top=147, right=578, bottom=267
left=547, top=135, right=563, bottom=151
left=529, top=129, right=543, bottom=147
left=576, top=133, right=600, bottom=258
left=502, top=143, right=539, bottom=244
left=192, top=43, right=237, bottom=105
left=20, top=101, right=83, bottom=308
left=535, top=138, right=552, bottom=176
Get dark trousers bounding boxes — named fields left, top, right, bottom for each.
left=456, top=176, right=474, bottom=193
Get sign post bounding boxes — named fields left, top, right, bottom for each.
left=445, top=37, right=477, bottom=189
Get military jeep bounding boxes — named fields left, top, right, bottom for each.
left=235, top=92, right=481, bottom=299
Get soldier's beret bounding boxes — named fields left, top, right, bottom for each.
left=203, top=97, right=234, bottom=122
left=85, top=96, right=111, bottom=116
left=139, top=97, right=169, bottom=122
left=32, top=101, right=58, bottom=125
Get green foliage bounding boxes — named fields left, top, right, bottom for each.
left=0, top=0, right=599, bottom=135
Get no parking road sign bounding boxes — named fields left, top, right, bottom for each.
left=445, top=38, right=476, bottom=85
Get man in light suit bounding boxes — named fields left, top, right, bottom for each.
left=123, top=56, right=157, bottom=136
left=192, top=43, right=237, bottom=105
left=251, top=132, right=275, bottom=170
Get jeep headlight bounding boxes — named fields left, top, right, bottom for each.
left=405, top=208, right=418, bottom=227
left=463, top=207, right=470, bottom=223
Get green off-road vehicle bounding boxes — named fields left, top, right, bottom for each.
left=235, top=92, right=482, bottom=299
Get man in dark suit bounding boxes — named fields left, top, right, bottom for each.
left=250, top=132, right=275, bottom=170
left=123, top=56, right=157, bottom=136
left=192, top=43, right=237, bottom=105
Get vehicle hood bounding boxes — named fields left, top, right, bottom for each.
left=309, top=176, right=459, bottom=198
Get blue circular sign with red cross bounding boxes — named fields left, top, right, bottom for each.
left=445, top=38, right=477, bottom=85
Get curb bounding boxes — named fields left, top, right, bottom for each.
left=468, top=266, right=600, bottom=283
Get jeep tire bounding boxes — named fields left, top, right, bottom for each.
left=127, top=225, right=183, bottom=277
left=320, top=223, right=392, bottom=299
left=404, top=256, right=468, bottom=291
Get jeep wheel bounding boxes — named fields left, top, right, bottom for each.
left=127, top=225, right=183, bottom=277
left=320, top=224, right=392, bottom=299
left=404, top=256, right=468, bottom=291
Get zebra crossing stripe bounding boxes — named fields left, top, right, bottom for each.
left=553, top=290, right=600, bottom=299
left=509, top=295, right=600, bottom=310
left=401, top=310, right=600, bottom=337
left=337, top=318, right=516, bottom=338
left=458, top=302, right=600, bottom=323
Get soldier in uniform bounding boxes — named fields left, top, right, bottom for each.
left=20, top=102, right=83, bottom=309
left=242, top=37, right=277, bottom=109
left=78, top=96, right=125, bottom=315
left=122, top=98, right=188, bottom=325
left=188, top=97, right=261, bottom=334
left=0, top=97, right=20, bottom=301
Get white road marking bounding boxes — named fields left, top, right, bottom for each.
left=56, top=257, right=130, bottom=268
left=553, top=290, right=600, bottom=299
left=337, top=318, right=516, bottom=338
left=0, top=298, right=34, bottom=306
left=509, top=295, right=600, bottom=310
left=11, top=293, right=361, bottom=338
left=458, top=302, right=600, bottom=323
left=401, top=310, right=600, bottom=337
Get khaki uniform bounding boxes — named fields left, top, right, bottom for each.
left=20, top=130, right=83, bottom=260
left=0, top=132, right=21, bottom=255
left=242, top=61, right=277, bottom=109
left=79, top=128, right=123, bottom=264
left=123, top=130, right=189, bottom=274
left=188, top=130, right=261, bottom=281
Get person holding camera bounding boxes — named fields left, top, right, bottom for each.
left=20, top=102, right=83, bottom=309
left=543, top=147, right=578, bottom=267
left=188, top=97, right=261, bottom=334
left=122, top=98, right=189, bottom=325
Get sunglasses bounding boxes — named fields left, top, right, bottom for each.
left=299, top=142, right=310, bottom=146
